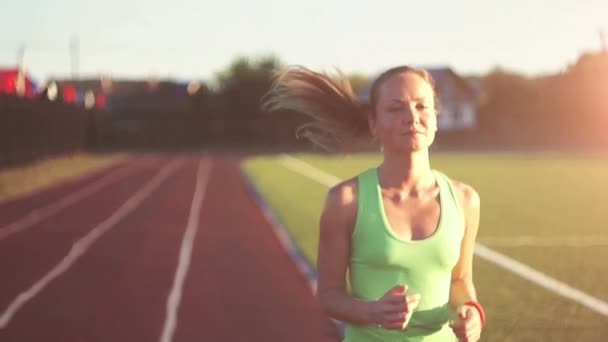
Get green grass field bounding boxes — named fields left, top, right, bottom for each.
left=0, top=153, right=126, bottom=202
left=243, top=152, right=608, bottom=342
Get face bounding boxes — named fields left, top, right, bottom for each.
left=369, top=72, right=438, bottom=153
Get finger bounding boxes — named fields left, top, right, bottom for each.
left=458, top=306, right=468, bottom=320
left=463, top=320, right=479, bottom=332
left=452, top=326, right=466, bottom=337
left=464, top=306, right=475, bottom=323
left=382, top=300, right=407, bottom=312
left=405, top=294, right=421, bottom=311
left=389, top=284, right=407, bottom=295
left=384, top=312, right=406, bottom=322
left=382, top=320, right=407, bottom=330
left=449, top=323, right=466, bottom=336
left=449, top=320, right=465, bottom=330
left=465, top=331, right=478, bottom=342
left=449, top=324, right=465, bottom=338
left=391, top=293, right=420, bottom=312
left=386, top=294, right=407, bottom=304
left=450, top=327, right=466, bottom=340
left=385, top=299, right=408, bottom=312
left=406, top=293, right=421, bottom=304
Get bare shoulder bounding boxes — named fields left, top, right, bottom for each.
left=321, top=176, right=358, bottom=234
left=324, top=176, right=358, bottom=210
left=446, top=177, right=481, bottom=238
left=447, top=178, right=480, bottom=212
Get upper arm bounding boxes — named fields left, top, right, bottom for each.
left=316, top=179, right=357, bottom=297
left=450, top=180, right=481, bottom=282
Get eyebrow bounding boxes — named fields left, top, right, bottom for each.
left=388, top=97, right=428, bottom=103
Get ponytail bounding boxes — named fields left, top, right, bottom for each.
left=261, top=66, right=371, bottom=151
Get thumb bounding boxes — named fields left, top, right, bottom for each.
left=458, top=306, right=468, bottom=320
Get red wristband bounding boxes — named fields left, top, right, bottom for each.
left=464, top=301, right=486, bottom=328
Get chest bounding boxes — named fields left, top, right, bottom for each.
left=379, top=189, right=441, bottom=241
left=351, top=182, right=463, bottom=271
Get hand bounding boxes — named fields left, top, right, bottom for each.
left=368, top=284, right=421, bottom=330
left=449, top=304, right=482, bottom=342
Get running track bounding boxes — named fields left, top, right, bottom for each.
left=0, top=155, right=341, bottom=342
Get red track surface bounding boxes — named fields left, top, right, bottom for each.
left=0, top=155, right=340, bottom=342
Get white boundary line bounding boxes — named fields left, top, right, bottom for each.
left=277, top=154, right=608, bottom=317
left=0, top=157, right=151, bottom=242
left=479, top=236, right=608, bottom=247
left=240, top=169, right=319, bottom=293
left=159, top=159, right=212, bottom=342
left=0, top=156, right=132, bottom=207
left=239, top=167, right=345, bottom=336
left=0, top=159, right=183, bottom=330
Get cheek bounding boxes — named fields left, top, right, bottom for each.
left=374, top=115, right=397, bottom=135
left=423, top=114, right=438, bottom=131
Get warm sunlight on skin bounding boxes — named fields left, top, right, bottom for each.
left=369, top=73, right=438, bottom=153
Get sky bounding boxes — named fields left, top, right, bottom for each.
left=1, top=0, right=607, bottom=84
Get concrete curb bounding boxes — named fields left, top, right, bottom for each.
left=239, top=167, right=345, bottom=338
left=239, top=168, right=318, bottom=293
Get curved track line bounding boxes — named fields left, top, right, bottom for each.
left=0, top=158, right=153, bottom=242
left=0, top=159, right=183, bottom=329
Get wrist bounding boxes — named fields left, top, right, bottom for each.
left=464, top=301, right=486, bottom=328
left=363, top=300, right=379, bottom=325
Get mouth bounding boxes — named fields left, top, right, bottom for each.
left=400, top=130, right=423, bottom=136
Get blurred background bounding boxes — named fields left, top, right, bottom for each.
left=1, top=1, right=607, bottom=341
left=1, top=0, right=607, bottom=160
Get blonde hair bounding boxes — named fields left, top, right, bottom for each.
left=261, top=65, right=437, bottom=151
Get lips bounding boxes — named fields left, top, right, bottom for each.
left=400, top=129, right=423, bottom=135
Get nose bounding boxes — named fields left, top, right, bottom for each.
left=401, top=105, right=419, bottom=124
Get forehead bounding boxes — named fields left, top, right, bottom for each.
left=377, top=72, right=433, bottom=103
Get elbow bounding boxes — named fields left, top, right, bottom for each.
left=451, top=271, right=472, bottom=285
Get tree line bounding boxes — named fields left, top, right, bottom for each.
left=2, top=50, right=606, bottom=168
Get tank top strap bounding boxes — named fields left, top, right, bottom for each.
left=356, top=167, right=379, bottom=217
left=432, top=169, right=464, bottom=227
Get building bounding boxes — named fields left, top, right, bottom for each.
left=0, top=68, right=37, bottom=98
left=358, top=67, right=481, bottom=131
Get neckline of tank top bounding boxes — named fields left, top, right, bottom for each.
left=373, top=167, right=445, bottom=245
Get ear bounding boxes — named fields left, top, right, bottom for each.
left=368, top=114, right=378, bottom=141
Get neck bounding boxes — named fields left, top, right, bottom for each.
left=378, top=149, right=434, bottom=195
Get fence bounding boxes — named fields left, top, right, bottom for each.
left=0, top=94, right=106, bottom=167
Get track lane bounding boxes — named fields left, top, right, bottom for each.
left=174, top=158, right=340, bottom=342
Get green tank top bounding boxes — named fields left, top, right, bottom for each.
left=344, top=167, right=465, bottom=342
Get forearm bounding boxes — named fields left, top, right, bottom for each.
left=318, top=289, right=375, bottom=325
left=449, top=278, right=477, bottom=311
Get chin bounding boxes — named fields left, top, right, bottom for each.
left=386, top=143, right=427, bottom=154
left=392, top=138, right=429, bottom=153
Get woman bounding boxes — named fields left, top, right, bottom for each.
left=263, top=65, right=485, bottom=341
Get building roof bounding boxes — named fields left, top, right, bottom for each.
left=357, top=66, right=479, bottom=101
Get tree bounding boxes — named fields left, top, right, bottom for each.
left=214, top=55, right=283, bottom=119
left=347, top=72, right=370, bottom=94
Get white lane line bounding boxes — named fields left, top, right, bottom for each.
left=0, top=159, right=183, bottom=330
left=159, top=159, right=212, bottom=342
left=279, top=154, right=341, bottom=186
left=277, top=154, right=608, bottom=317
left=474, top=244, right=608, bottom=315
left=0, top=157, right=150, bottom=242
left=0, top=157, right=131, bottom=207
left=480, top=236, right=608, bottom=247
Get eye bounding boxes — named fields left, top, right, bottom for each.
left=416, top=103, right=429, bottom=110
left=386, top=104, right=403, bottom=112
